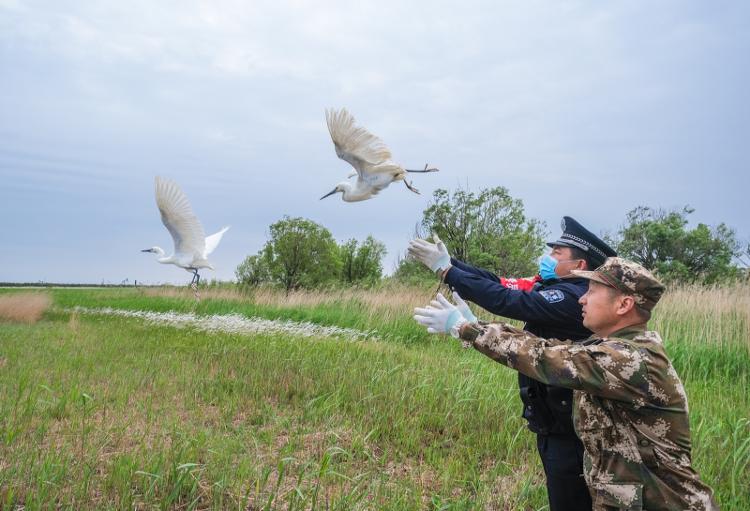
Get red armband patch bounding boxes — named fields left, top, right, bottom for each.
left=499, top=275, right=542, bottom=291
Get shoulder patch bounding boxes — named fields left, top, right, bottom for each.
left=539, top=289, right=565, bottom=303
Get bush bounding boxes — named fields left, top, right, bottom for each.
left=612, top=206, right=743, bottom=285
left=395, top=186, right=546, bottom=278
left=236, top=217, right=387, bottom=291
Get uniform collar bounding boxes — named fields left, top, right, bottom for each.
left=541, top=275, right=588, bottom=288
left=560, top=274, right=588, bottom=283
left=606, top=324, right=648, bottom=340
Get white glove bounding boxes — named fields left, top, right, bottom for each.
left=413, top=293, right=469, bottom=337
left=407, top=234, right=451, bottom=273
left=453, top=292, right=478, bottom=323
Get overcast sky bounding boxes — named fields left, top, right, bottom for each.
left=1, top=0, right=748, bottom=284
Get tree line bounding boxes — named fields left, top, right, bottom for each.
left=235, top=217, right=386, bottom=292
left=236, top=186, right=748, bottom=290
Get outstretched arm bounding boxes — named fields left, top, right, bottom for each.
left=448, top=259, right=541, bottom=290
left=459, top=322, right=650, bottom=403
left=443, top=265, right=579, bottom=326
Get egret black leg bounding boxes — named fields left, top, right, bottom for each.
left=189, top=269, right=201, bottom=301
left=404, top=180, right=420, bottom=194
left=405, top=163, right=439, bottom=173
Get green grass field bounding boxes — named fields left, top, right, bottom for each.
left=0, top=286, right=748, bottom=510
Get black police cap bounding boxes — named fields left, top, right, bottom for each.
left=546, top=216, right=617, bottom=267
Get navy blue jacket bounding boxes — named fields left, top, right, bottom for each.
left=444, top=258, right=592, bottom=435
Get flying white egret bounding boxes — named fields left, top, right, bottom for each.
left=142, top=176, right=229, bottom=288
left=321, top=108, right=438, bottom=202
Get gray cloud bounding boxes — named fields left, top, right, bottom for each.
left=1, top=0, right=747, bottom=283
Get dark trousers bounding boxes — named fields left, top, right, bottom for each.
left=537, top=433, right=592, bottom=511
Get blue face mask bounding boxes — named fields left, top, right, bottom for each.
left=538, top=254, right=559, bottom=281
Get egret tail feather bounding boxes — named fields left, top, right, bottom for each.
left=204, top=226, right=229, bottom=256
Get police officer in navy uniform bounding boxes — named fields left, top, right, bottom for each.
left=408, top=217, right=617, bottom=511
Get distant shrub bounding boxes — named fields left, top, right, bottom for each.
left=236, top=217, right=387, bottom=291
left=0, top=292, right=51, bottom=323
left=611, top=205, right=746, bottom=285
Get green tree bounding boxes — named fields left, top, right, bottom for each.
left=614, top=206, right=742, bottom=284
left=339, top=236, right=387, bottom=285
left=235, top=218, right=388, bottom=290
left=237, top=216, right=341, bottom=292
left=235, top=254, right=270, bottom=287
left=403, top=186, right=546, bottom=277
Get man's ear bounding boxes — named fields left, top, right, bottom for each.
left=577, top=259, right=588, bottom=271
left=616, top=295, right=636, bottom=316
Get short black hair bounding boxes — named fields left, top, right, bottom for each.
left=569, top=247, right=598, bottom=271
left=603, top=285, right=652, bottom=323
left=635, top=306, right=652, bottom=323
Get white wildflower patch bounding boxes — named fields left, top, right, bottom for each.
left=69, top=307, right=377, bottom=341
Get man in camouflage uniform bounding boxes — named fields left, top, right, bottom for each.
left=410, top=216, right=616, bottom=510
left=414, top=258, right=718, bottom=510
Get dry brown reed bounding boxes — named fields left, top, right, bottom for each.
left=143, top=281, right=750, bottom=347
left=68, top=309, right=79, bottom=333
left=0, top=292, right=51, bottom=324
left=659, top=282, right=750, bottom=318
left=144, top=286, right=245, bottom=301
left=145, top=284, right=437, bottom=311
left=143, top=284, right=442, bottom=326
left=650, top=282, right=750, bottom=348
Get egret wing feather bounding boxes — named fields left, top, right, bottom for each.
left=155, top=177, right=206, bottom=257
left=364, top=182, right=386, bottom=197
left=326, top=108, right=392, bottom=176
left=356, top=173, right=392, bottom=197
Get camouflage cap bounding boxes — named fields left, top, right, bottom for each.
left=571, top=257, right=665, bottom=311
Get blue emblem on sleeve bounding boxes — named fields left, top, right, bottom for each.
left=539, top=289, right=565, bottom=303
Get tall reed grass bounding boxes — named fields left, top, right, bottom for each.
left=1, top=284, right=744, bottom=508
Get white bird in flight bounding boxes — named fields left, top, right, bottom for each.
left=320, top=108, right=438, bottom=202
left=142, top=176, right=229, bottom=287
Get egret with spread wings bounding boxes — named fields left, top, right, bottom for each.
left=142, top=176, right=229, bottom=287
left=320, top=108, right=438, bottom=202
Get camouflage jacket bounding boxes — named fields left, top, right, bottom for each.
left=459, top=322, right=718, bottom=511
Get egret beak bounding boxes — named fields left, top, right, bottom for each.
left=320, top=188, right=338, bottom=200
left=141, top=248, right=153, bottom=253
